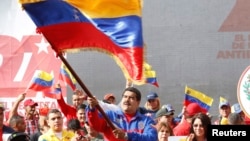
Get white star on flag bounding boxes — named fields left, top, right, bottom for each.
left=35, top=37, right=49, bottom=54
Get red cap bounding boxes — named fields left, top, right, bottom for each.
left=24, top=99, right=38, bottom=107
left=186, top=103, right=202, bottom=116
left=104, top=93, right=115, bottom=100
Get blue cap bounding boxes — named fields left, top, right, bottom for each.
left=231, top=103, right=242, bottom=114
left=147, top=92, right=158, bottom=100
left=219, top=101, right=230, bottom=108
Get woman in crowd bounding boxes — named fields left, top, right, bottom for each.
left=156, top=122, right=173, bottom=141
left=144, top=92, right=161, bottom=118
left=186, top=113, right=211, bottom=141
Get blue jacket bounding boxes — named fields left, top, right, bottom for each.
left=86, top=107, right=158, bottom=141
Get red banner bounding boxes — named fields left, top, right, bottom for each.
left=0, top=35, right=64, bottom=95
left=0, top=34, right=67, bottom=113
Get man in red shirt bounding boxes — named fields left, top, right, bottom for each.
left=173, top=103, right=203, bottom=136
left=57, top=89, right=86, bottom=122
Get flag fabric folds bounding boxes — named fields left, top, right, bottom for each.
left=19, top=0, right=145, bottom=85
left=43, top=83, right=62, bottom=99
left=59, top=63, right=77, bottom=90
left=184, top=86, right=214, bottom=113
left=144, top=62, right=159, bottom=87
left=28, top=70, right=54, bottom=91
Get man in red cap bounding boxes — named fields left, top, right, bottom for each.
left=173, top=103, right=203, bottom=136
left=7, top=93, right=39, bottom=136
left=103, top=93, right=116, bottom=104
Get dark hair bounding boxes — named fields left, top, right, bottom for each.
left=67, top=118, right=81, bottom=132
left=47, top=109, right=62, bottom=119
left=190, top=113, right=211, bottom=141
left=9, top=115, right=24, bottom=129
left=122, top=87, right=141, bottom=101
left=77, top=104, right=87, bottom=111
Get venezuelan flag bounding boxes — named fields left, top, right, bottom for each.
left=20, top=0, right=144, bottom=84
left=29, top=70, right=54, bottom=91
left=144, top=62, right=159, bottom=87
left=59, top=63, right=77, bottom=90
left=184, top=86, right=214, bottom=113
left=43, top=83, right=62, bottom=99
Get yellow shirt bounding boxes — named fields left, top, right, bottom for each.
left=38, top=129, right=75, bottom=141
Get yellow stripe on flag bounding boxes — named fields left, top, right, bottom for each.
left=185, top=86, right=214, bottom=106
left=36, top=70, right=54, bottom=82
left=66, top=0, right=142, bottom=18
left=144, top=70, right=156, bottom=78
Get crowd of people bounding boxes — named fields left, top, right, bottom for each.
left=0, top=84, right=248, bottom=141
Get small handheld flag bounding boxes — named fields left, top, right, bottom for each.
left=144, top=62, right=159, bottom=87
left=28, top=70, right=54, bottom=91
left=59, top=63, right=77, bottom=90
left=184, top=86, right=214, bottom=113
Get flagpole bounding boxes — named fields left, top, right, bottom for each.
left=57, top=53, right=116, bottom=130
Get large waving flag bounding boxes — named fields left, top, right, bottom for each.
left=19, top=0, right=146, bottom=85
left=59, top=63, right=77, bottom=90
left=28, top=70, right=54, bottom=91
left=184, top=86, right=214, bottom=113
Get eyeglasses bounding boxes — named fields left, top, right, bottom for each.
left=193, top=124, right=203, bottom=128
